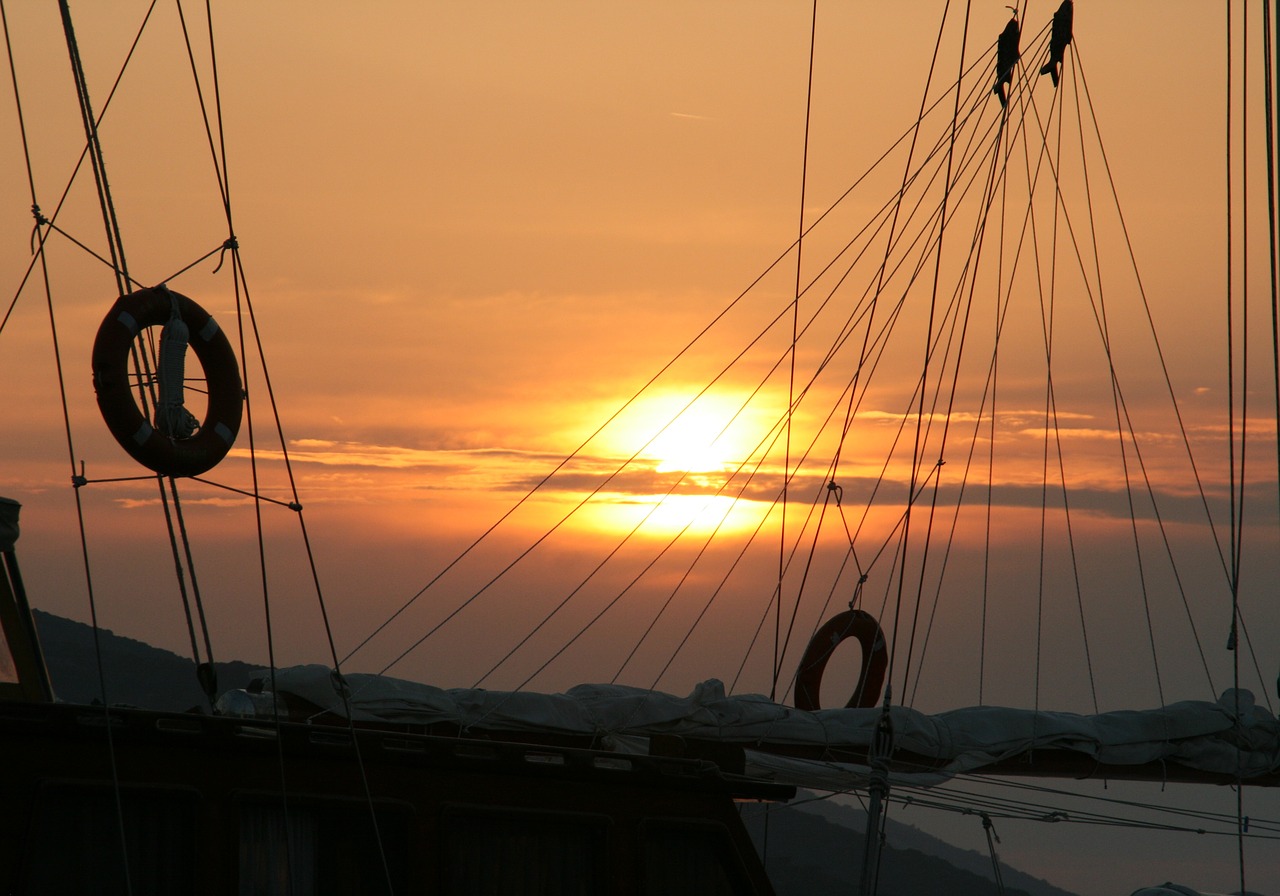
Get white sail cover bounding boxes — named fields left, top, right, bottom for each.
left=268, top=667, right=1280, bottom=788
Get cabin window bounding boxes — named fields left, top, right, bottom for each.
left=237, top=799, right=408, bottom=896
left=19, top=784, right=198, bottom=895
left=641, top=820, right=754, bottom=896
left=441, top=807, right=607, bottom=895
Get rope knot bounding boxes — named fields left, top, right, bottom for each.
left=212, top=236, right=238, bottom=273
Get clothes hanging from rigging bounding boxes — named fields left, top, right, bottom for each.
left=1039, top=0, right=1074, bottom=87
left=993, top=13, right=1021, bottom=108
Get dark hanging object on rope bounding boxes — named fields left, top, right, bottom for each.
left=992, top=12, right=1021, bottom=108
left=1039, top=0, right=1074, bottom=87
left=793, top=608, right=888, bottom=711
left=92, top=285, right=243, bottom=477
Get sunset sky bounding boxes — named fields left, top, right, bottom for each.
left=3, top=2, right=1278, bottom=892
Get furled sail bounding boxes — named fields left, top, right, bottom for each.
left=258, top=667, right=1280, bottom=789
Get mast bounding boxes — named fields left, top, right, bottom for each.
left=0, top=498, right=54, bottom=703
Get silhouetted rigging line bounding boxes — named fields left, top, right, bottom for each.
left=6, top=1, right=158, bottom=300
left=1073, top=48, right=1233, bottom=589
left=773, top=3, right=1006, bottom=704
left=912, top=18, right=1234, bottom=712
left=997, top=26, right=1083, bottom=720
left=892, top=782, right=1280, bottom=838
left=904, top=16, right=1044, bottom=717
left=986, top=42, right=1233, bottom=705
left=471, top=334, right=819, bottom=690
left=186, top=1, right=392, bottom=876
left=766, top=172, right=978, bottom=689
left=373, top=271, right=821, bottom=673
left=801, top=57, right=1006, bottom=424
left=619, top=338, right=881, bottom=689
left=485, top=287, right=912, bottom=694
left=36, top=0, right=229, bottom=698
left=801, top=84, right=1016, bottom=537
left=762, top=775, right=1280, bottom=870
left=1265, top=0, right=1279, bottom=574
left=346, top=25, right=1001, bottom=670
left=533, top=269, right=902, bottom=692
left=834, top=24, right=1044, bottom=701
left=923, top=772, right=1280, bottom=839
left=1081, top=42, right=1205, bottom=716
left=613, top=489, right=764, bottom=687
left=849, top=43, right=1090, bottom=706
left=721, top=48, right=1008, bottom=691
left=373, top=286, right=839, bottom=682
left=852, top=0, right=966, bottom=722
left=46, top=4, right=157, bottom=891
left=141, top=0, right=239, bottom=686
left=1067, top=56, right=1219, bottom=701
left=1040, top=48, right=1101, bottom=714
left=774, top=0, right=819, bottom=703
left=474, top=495, right=704, bottom=697
left=361, top=59, right=1004, bottom=685
left=1229, top=8, right=1252, bottom=888
left=590, top=27, right=1014, bottom=691
left=899, top=43, right=1048, bottom=711
left=905, top=70, right=1016, bottom=710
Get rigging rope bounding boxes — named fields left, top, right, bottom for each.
left=773, top=0, right=819, bottom=704
left=184, top=0, right=395, bottom=881
left=862, top=0, right=955, bottom=713
left=350, top=21, right=1000, bottom=685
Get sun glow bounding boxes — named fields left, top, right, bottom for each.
left=574, top=492, right=770, bottom=539
left=564, top=391, right=779, bottom=537
left=606, top=392, right=766, bottom=475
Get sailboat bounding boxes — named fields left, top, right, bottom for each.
left=3, top=1, right=1278, bottom=893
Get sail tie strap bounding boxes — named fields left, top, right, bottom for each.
left=155, top=286, right=199, bottom=439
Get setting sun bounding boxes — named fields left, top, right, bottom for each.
left=603, top=391, right=768, bottom=476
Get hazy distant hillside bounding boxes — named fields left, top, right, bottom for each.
left=742, top=797, right=1082, bottom=896
left=33, top=609, right=260, bottom=710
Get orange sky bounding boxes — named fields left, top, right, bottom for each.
left=3, top=3, right=1279, bottom=892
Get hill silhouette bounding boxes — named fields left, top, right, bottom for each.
left=33, top=609, right=259, bottom=711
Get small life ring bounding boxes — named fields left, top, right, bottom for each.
left=91, top=286, right=242, bottom=477
left=793, top=609, right=888, bottom=711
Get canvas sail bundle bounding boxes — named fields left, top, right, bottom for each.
left=264, top=666, right=1280, bottom=787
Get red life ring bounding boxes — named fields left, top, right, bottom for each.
left=793, top=609, right=888, bottom=711
left=91, top=286, right=242, bottom=477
